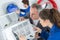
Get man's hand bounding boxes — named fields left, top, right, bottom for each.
left=19, top=35, right=27, bottom=40
left=35, top=32, right=40, bottom=38
left=33, top=27, right=42, bottom=33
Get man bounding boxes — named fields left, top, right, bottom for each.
left=29, top=3, right=43, bottom=29
left=29, top=4, right=44, bottom=40
left=18, top=0, right=30, bottom=21
left=19, top=0, right=30, bottom=17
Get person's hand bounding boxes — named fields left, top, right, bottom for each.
left=19, top=35, right=27, bottom=40
left=19, top=17, right=26, bottom=21
left=15, top=10, right=20, bottom=14
left=35, top=32, right=40, bottom=38
left=33, top=27, right=42, bottom=33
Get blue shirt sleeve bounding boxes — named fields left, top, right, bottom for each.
left=40, top=29, right=49, bottom=40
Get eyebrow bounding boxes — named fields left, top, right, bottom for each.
left=32, top=13, right=34, bottom=14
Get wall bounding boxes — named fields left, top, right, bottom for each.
left=54, top=0, right=60, bottom=12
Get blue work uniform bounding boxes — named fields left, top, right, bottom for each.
left=19, top=6, right=30, bottom=17
left=48, top=24, right=60, bottom=40
left=40, top=24, right=60, bottom=40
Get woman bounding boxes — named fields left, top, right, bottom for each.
left=19, top=8, right=60, bottom=40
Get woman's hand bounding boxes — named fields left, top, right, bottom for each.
left=33, top=27, right=42, bottom=33
left=19, top=35, right=27, bottom=40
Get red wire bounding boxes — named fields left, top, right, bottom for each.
left=49, top=0, right=58, bottom=9
left=37, top=0, right=58, bottom=9
left=37, top=0, right=42, bottom=4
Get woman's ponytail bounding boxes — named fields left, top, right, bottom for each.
left=50, top=8, right=60, bottom=27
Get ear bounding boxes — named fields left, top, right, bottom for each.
left=44, top=19, right=49, bottom=23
